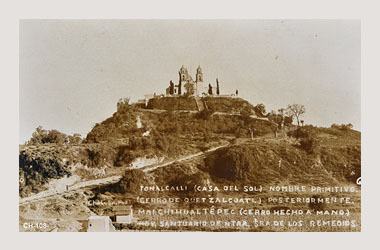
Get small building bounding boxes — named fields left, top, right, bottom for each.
left=87, top=216, right=116, bottom=232
left=112, top=205, right=133, bottom=224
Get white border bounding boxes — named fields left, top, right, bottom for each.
left=1, top=0, right=378, bottom=249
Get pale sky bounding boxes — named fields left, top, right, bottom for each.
left=19, top=20, right=360, bottom=144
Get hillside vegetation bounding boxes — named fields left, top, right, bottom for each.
left=112, top=126, right=360, bottom=193
left=147, top=96, right=197, bottom=110
left=19, top=98, right=276, bottom=197
left=203, top=97, right=255, bottom=113
left=85, top=104, right=275, bottom=165
left=19, top=96, right=360, bottom=203
left=86, top=126, right=361, bottom=232
left=19, top=95, right=361, bottom=231
left=18, top=143, right=117, bottom=197
left=146, top=96, right=256, bottom=114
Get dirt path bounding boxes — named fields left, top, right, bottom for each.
left=19, top=143, right=230, bottom=205
left=19, top=175, right=123, bottom=205
left=141, top=143, right=229, bottom=172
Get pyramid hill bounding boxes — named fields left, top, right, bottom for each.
left=19, top=96, right=276, bottom=197
left=19, top=95, right=361, bottom=203
left=18, top=65, right=361, bottom=231
left=85, top=96, right=274, bottom=165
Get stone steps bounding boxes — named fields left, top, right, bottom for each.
left=195, top=97, right=205, bottom=111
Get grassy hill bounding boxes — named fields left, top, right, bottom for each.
left=112, top=126, right=360, bottom=191
left=87, top=127, right=361, bottom=232
left=19, top=95, right=361, bottom=231
left=85, top=103, right=275, bottom=165
left=19, top=98, right=275, bottom=197
left=203, top=97, right=255, bottom=113
left=146, top=96, right=197, bottom=111
left=146, top=96, right=255, bottom=113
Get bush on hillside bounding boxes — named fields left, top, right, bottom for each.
left=19, top=149, right=71, bottom=197
left=152, top=164, right=211, bottom=197
left=114, top=146, right=143, bottom=166
left=288, top=127, right=319, bottom=154
left=204, top=145, right=275, bottom=183
left=331, top=123, right=354, bottom=131
left=120, top=169, right=151, bottom=193
left=299, top=137, right=319, bottom=154
left=196, top=108, right=214, bottom=120
left=27, top=126, right=82, bottom=145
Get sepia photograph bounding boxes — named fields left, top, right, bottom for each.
left=18, top=19, right=361, bottom=232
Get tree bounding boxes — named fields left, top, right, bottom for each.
left=28, top=126, right=69, bottom=145
left=268, top=113, right=283, bottom=128
left=117, top=97, right=130, bottom=111
left=272, top=124, right=279, bottom=138
left=30, top=126, right=47, bottom=144
left=287, top=127, right=319, bottom=154
left=169, top=80, right=175, bottom=95
left=286, top=104, right=306, bottom=126
left=178, top=81, right=182, bottom=95
left=70, top=133, right=82, bottom=144
left=208, top=84, right=213, bottom=95
left=216, top=78, right=220, bottom=95
left=46, top=130, right=67, bottom=145
left=331, top=123, right=353, bottom=131
left=284, top=116, right=293, bottom=126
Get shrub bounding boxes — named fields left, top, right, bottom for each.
left=196, top=109, right=214, bottom=120
left=19, top=149, right=71, bottom=197
left=287, top=128, right=308, bottom=139
left=288, top=128, right=319, bottom=154
left=155, top=137, right=169, bottom=152
left=28, top=127, right=68, bottom=145
left=86, top=149, right=101, bottom=167
left=120, top=169, right=151, bottom=193
left=204, top=145, right=271, bottom=183
left=114, top=146, right=140, bottom=166
left=299, top=137, right=318, bottom=154
left=331, top=123, right=354, bottom=131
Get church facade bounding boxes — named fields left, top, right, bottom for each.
left=166, top=65, right=211, bottom=97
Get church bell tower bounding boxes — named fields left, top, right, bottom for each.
left=196, top=65, right=203, bottom=83
left=179, top=65, right=187, bottom=84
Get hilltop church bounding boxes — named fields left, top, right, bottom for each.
left=166, top=65, right=216, bottom=97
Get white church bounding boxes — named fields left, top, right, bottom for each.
left=166, top=65, right=217, bottom=97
